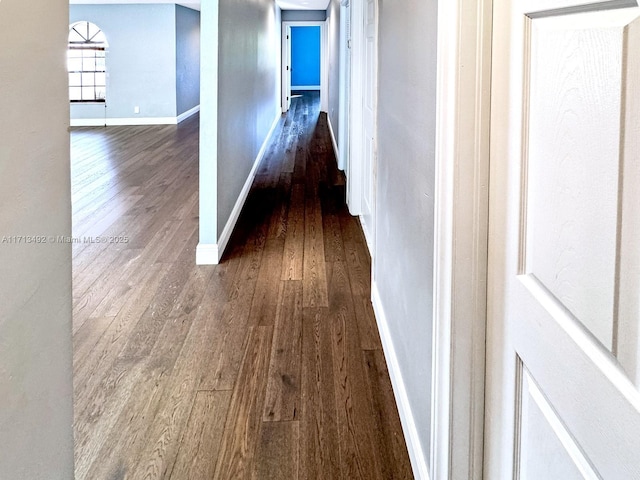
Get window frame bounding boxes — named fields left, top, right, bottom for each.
left=68, top=22, right=108, bottom=104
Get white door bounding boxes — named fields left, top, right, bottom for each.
left=360, top=0, right=377, bottom=250
left=486, top=1, right=640, bottom=478
left=282, top=25, right=291, bottom=113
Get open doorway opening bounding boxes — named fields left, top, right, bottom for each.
left=282, top=20, right=328, bottom=113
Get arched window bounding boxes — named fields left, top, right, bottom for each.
left=68, top=22, right=108, bottom=103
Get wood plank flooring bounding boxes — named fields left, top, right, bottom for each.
left=72, top=92, right=414, bottom=479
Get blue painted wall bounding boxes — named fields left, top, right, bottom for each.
left=291, top=26, right=321, bottom=88
left=176, top=5, right=200, bottom=116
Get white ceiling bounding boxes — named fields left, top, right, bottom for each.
left=69, top=0, right=331, bottom=11
left=276, top=0, right=330, bottom=9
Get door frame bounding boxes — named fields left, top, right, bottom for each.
left=346, top=0, right=378, bottom=259
left=337, top=0, right=351, bottom=172
left=346, top=0, right=364, bottom=217
left=281, top=24, right=292, bottom=113
left=281, top=21, right=328, bottom=113
left=431, top=0, right=493, bottom=479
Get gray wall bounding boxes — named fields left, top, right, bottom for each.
left=176, top=5, right=201, bottom=116
left=282, top=9, right=326, bottom=21
left=70, top=4, right=177, bottom=120
left=216, top=0, right=281, bottom=236
left=374, top=0, right=439, bottom=465
left=0, top=0, right=74, bottom=478
left=326, top=0, right=340, bottom=147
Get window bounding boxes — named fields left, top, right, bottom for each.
left=68, top=22, right=107, bottom=103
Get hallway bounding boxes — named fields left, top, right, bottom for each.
left=71, top=92, right=413, bottom=479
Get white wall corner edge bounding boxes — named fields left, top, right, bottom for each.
left=371, top=280, right=432, bottom=480
left=195, top=243, right=220, bottom=265
left=327, top=115, right=340, bottom=165
left=177, top=105, right=201, bottom=123
left=214, top=113, right=282, bottom=262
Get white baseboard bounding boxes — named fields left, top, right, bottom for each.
left=177, top=105, right=200, bottom=123
left=327, top=114, right=339, bottom=161
left=291, top=85, right=321, bottom=91
left=70, top=108, right=200, bottom=127
left=108, top=117, right=177, bottom=126
left=371, top=281, right=431, bottom=480
left=198, top=113, right=282, bottom=265
left=70, top=116, right=178, bottom=127
left=195, top=243, right=219, bottom=265
left=70, top=118, right=108, bottom=127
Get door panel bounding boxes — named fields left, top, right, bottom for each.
left=518, top=366, right=595, bottom=480
left=487, top=2, right=640, bottom=478
left=615, top=13, right=640, bottom=386
left=525, top=13, right=628, bottom=350
left=509, top=274, right=640, bottom=477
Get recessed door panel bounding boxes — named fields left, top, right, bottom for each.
left=523, top=13, right=629, bottom=351
left=517, top=366, right=597, bottom=480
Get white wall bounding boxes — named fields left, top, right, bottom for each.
left=0, top=0, right=74, bottom=478
left=374, top=0, right=438, bottom=471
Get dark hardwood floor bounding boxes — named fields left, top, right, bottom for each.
left=71, top=92, right=413, bottom=479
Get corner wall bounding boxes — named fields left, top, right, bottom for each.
left=69, top=4, right=178, bottom=124
left=374, top=0, right=438, bottom=472
left=198, top=0, right=282, bottom=263
left=216, top=0, right=281, bottom=239
left=176, top=5, right=201, bottom=116
left=0, top=0, right=74, bottom=477
left=198, top=0, right=219, bottom=261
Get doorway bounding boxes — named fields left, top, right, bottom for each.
left=281, top=20, right=328, bottom=113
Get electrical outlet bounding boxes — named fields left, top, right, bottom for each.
left=134, top=106, right=140, bottom=114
